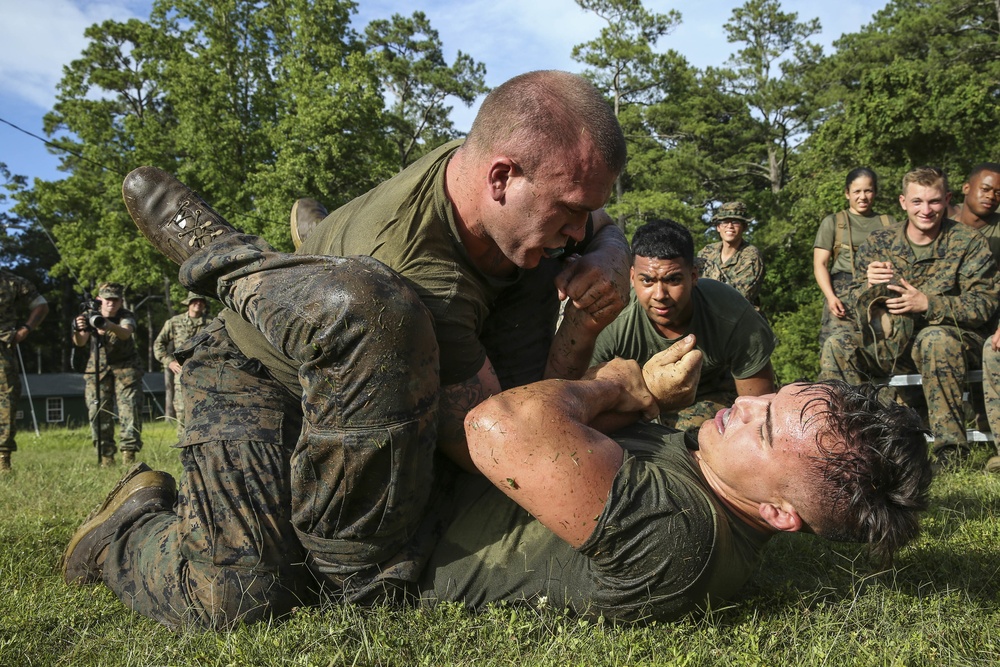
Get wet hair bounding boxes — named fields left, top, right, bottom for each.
left=901, top=166, right=948, bottom=194
left=464, top=70, right=627, bottom=178
left=966, top=162, right=1000, bottom=182
left=799, top=380, right=932, bottom=564
left=845, top=167, right=878, bottom=193
left=630, top=218, right=695, bottom=266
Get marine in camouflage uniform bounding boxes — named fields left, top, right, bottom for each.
left=0, top=269, right=48, bottom=472
left=152, top=292, right=210, bottom=436
left=952, top=163, right=1000, bottom=470
left=696, top=201, right=764, bottom=310
left=72, top=284, right=144, bottom=463
left=820, top=169, right=998, bottom=454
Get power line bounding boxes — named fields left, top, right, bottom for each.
left=0, top=115, right=291, bottom=233
left=0, top=115, right=121, bottom=175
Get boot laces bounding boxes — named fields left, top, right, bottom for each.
left=172, top=199, right=228, bottom=248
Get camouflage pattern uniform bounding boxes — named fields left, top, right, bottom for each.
left=984, top=341, right=1000, bottom=453
left=153, top=308, right=210, bottom=435
left=102, top=235, right=440, bottom=629
left=78, top=304, right=144, bottom=458
left=696, top=241, right=765, bottom=310
left=0, top=270, right=45, bottom=454
left=819, top=219, right=998, bottom=448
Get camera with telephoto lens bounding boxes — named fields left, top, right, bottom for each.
left=79, top=298, right=106, bottom=331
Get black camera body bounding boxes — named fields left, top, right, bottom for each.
left=79, top=298, right=106, bottom=331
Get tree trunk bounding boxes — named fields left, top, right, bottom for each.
left=768, top=146, right=782, bottom=194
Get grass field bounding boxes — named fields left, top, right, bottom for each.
left=2, top=420, right=1000, bottom=666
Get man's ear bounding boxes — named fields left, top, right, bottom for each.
left=759, top=502, right=803, bottom=533
left=487, top=157, right=517, bottom=202
left=962, top=182, right=971, bottom=196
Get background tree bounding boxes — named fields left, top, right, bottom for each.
left=365, top=11, right=488, bottom=171
left=571, top=0, right=687, bottom=228
left=713, top=0, right=822, bottom=195
left=809, top=0, right=1000, bottom=187
left=245, top=0, right=394, bottom=245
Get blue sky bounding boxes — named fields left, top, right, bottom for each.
left=0, top=0, right=883, bottom=194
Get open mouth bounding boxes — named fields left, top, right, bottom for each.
left=543, top=247, right=566, bottom=259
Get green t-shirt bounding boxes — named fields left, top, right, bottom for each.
left=591, top=279, right=776, bottom=398
left=419, top=424, right=770, bottom=621
left=224, top=140, right=516, bottom=391
left=814, top=210, right=896, bottom=275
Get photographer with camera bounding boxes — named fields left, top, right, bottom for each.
left=0, top=268, right=49, bottom=473
left=72, top=283, right=143, bottom=467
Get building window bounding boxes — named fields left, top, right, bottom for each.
left=46, top=397, right=64, bottom=423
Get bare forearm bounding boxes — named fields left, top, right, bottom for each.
left=544, top=304, right=598, bottom=380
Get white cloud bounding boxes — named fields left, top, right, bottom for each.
left=0, top=0, right=146, bottom=109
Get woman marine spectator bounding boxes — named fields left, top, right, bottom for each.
left=813, top=168, right=896, bottom=348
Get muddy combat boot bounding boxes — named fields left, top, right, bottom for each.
left=290, top=198, right=328, bottom=250
left=63, top=463, right=177, bottom=585
left=100, top=455, right=116, bottom=468
left=122, top=167, right=239, bottom=266
left=121, top=450, right=136, bottom=465
left=0, top=453, right=10, bottom=473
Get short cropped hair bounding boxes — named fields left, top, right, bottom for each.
left=966, top=162, right=1000, bottom=182
left=464, top=70, right=626, bottom=178
left=800, top=380, right=932, bottom=564
left=630, top=218, right=695, bottom=266
left=845, top=167, right=879, bottom=193
left=902, top=166, right=948, bottom=195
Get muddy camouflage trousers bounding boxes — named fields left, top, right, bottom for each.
left=85, top=366, right=143, bottom=457
left=102, top=235, right=441, bottom=630
left=0, top=343, right=20, bottom=452
left=820, top=325, right=983, bottom=448
left=983, top=339, right=1000, bottom=454
left=817, top=272, right=858, bottom=350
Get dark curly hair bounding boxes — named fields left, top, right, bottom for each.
left=630, top=218, right=695, bottom=266
left=798, top=380, right=932, bottom=564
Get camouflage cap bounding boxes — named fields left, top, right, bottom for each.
left=180, top=291, right=207, bottom=306
left=711, top=201, right=752, bottom=224
left=855, top=283, right=915, bottom=374
left=97, top=283, right=124, bottom=300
